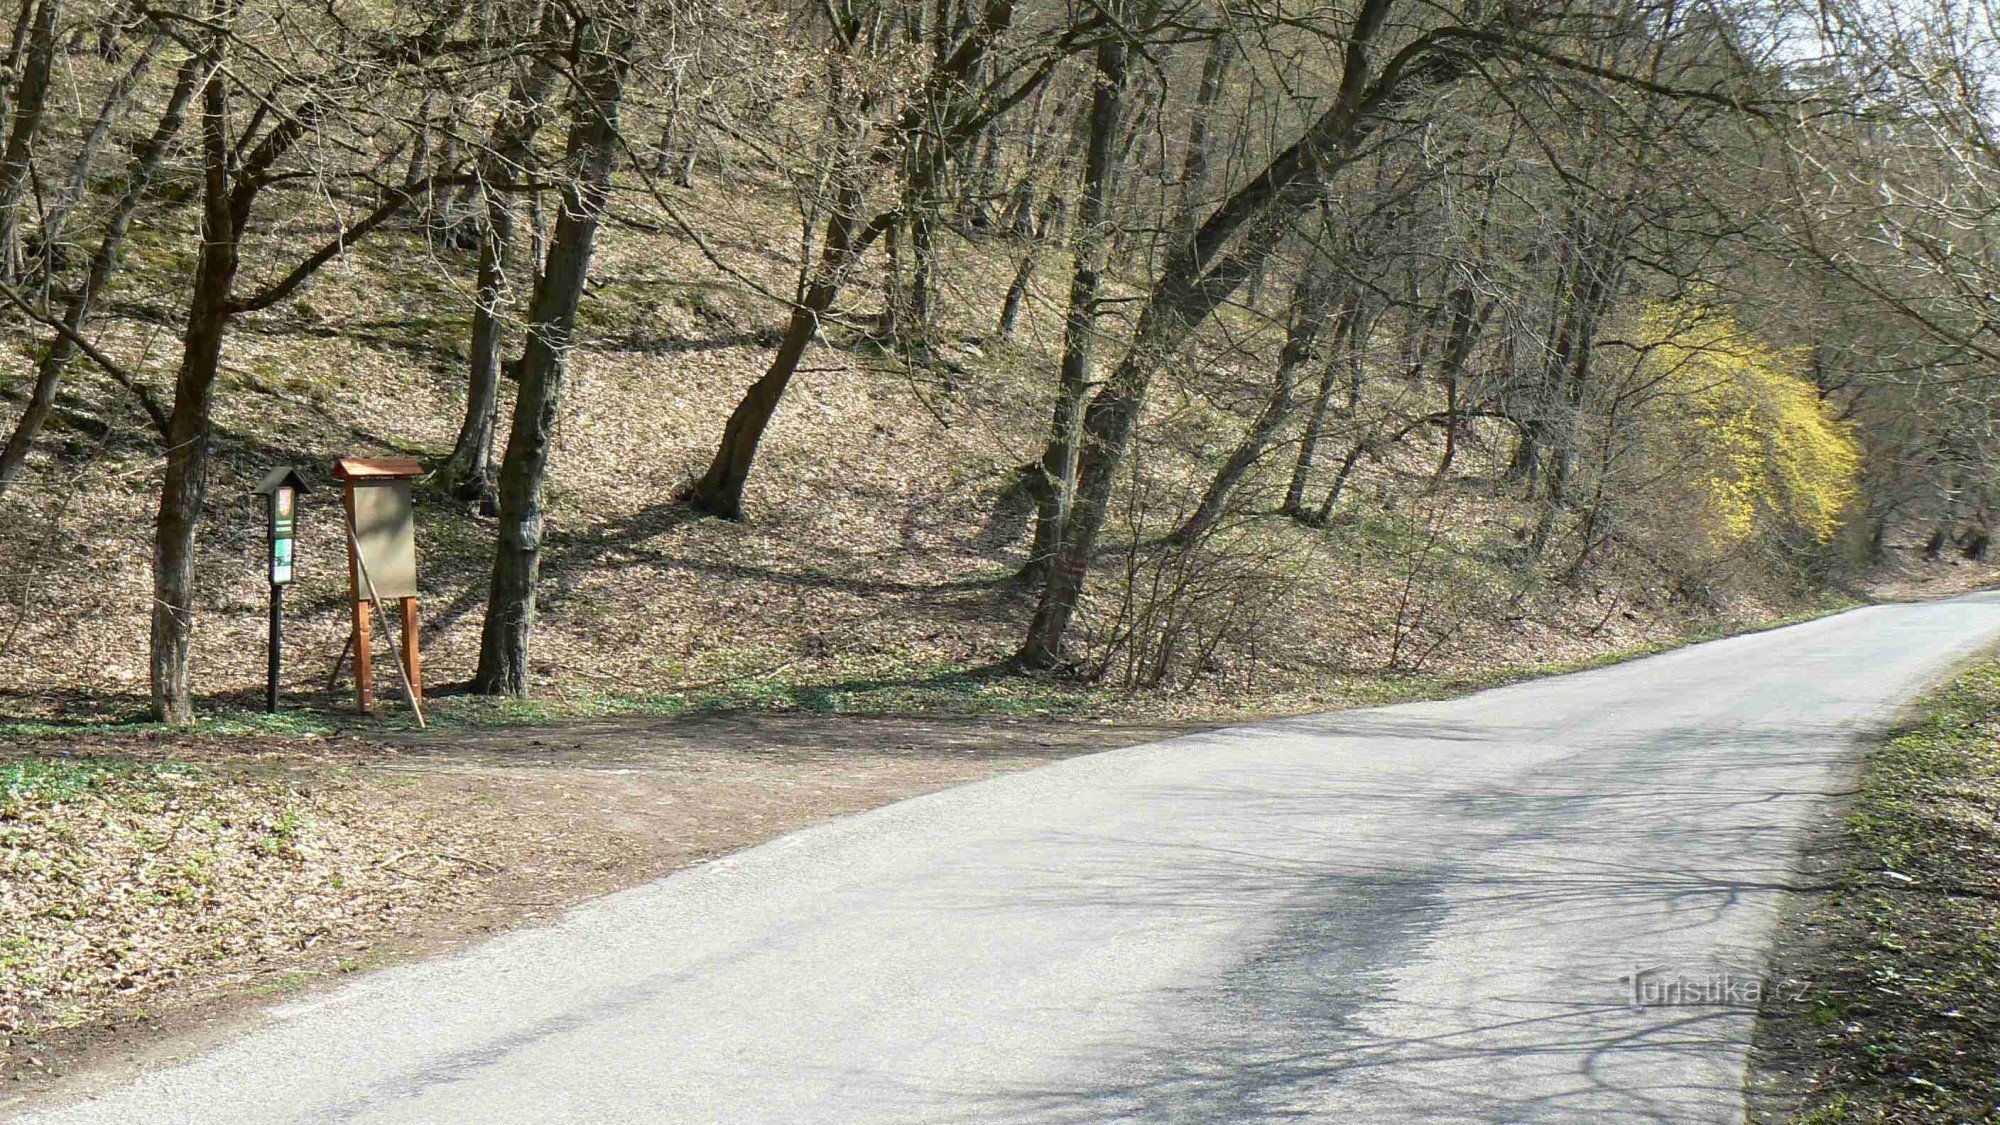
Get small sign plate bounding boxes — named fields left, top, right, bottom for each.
left=269, top=485, right=297, bottom=586
left=271, top=486, right=296, bottom=539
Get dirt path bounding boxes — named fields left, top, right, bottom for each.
left=1, top=712, right=1203, bottom=1101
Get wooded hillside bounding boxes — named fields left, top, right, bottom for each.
left=1, top=0, right=1995, bottom=724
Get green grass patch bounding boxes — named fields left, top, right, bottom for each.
left=1756, top=659, right=2000, bottom=1123
left=0, top=599, right=1863, bottom=743
left=0, top=709, right=339, bottom=744
left=407, top=656, right=1117, bottom=729
left=0, top=758, right=201, bottom=813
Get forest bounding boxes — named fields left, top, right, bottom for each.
left=8, top=0, right=2000, bottom=1115
left=0, top=0, right=1997, bottom=723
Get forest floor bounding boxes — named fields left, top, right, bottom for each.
left=1749, top=659, right=2000, bottom=1125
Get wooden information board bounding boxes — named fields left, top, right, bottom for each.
left=332, top=457, right=424, bottom=716
left=348, top=479, right=419, bottom=598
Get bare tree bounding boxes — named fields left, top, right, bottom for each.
left=687, top=0, right=1052, bottom=518
left=142, top=3, right=468, bottom=722
left=1016, top=0, right=1526, bottom=667
left=441, top=1, right=568, bottom=507
left=0, top=0, right=59, bottom=276
left=474, top=1, right=637, bottom=695
left=0, top=54, right=197, bottom=498
left=1021, top=29, right=1130, bottom=583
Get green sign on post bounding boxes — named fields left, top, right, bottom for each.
left=255, top=467, right=312, bottom=712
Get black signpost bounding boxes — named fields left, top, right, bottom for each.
left=255, top=467, right=311, bottom=712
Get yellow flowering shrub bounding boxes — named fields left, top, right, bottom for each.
left=1638, top=303, right=1859, bottom=545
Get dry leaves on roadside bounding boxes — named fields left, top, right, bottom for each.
left=0, top=758, right=514, bottom=1054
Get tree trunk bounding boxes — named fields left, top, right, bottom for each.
left=1524, top=216, right=1626, bottom=558
left=448, top=201, right=512, bottom=506
left=1504, top=422, right=1541, bottom=495
left=93, top=0, right=134, bottom=58
left=1168, top=269, right=1335, bottom=545
left=0, top=0, right=60, bottom=277
left=444, top=15, right=563, bottom=504
left=1172, top=31, right=1233, bottom=253
left=1315, top=441, right=1369, bottom=523
left=1283, top=298, right=1361, bottom=516
left=474, top=13, right=630, bottom=695
left=1016, top=335, right=1161, bottom=666
left=1425, top=283, right=1484, bottom=491
left=1022, top=36, right=1127, bottom=585
left=996, top=194, right=1060, bottom=342
left=996, top=246, right=1035, bottom=342
left=962, top=125, right=999, bottom=229
left=689, top=181, right=867, bottom=520
left=909, top=202, right=937, bottom=344
left=404, top=94, right=435, bottom=191
left=1001, top=80, right=1055, bottom=237
left=1004, top=177, right=1034, bottom=238
left=658, top=94, right=702, bottom=189
left=881, top=213, right=905, bottom=341
left=1, top=0, right=32, bottom=76
left=688, top=0, right=1030, bottom=518
left=1960, top=526, right=1989, bottom=561
left=150, top=64, right=241, bottom=724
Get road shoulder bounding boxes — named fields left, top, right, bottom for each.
left=1749, top=661, right=2000, bottom=1123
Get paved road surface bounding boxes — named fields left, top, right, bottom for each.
left=17, top=594, right=2000, bottom=1124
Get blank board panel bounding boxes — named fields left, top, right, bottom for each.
left=349, top=480, right=418, bottom=598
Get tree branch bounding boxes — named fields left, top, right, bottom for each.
left=227, top=174, right=468, bottom=314
left=1435, top=27, right=1774, bottom=117
left=0, top=281, right=170, bottom=436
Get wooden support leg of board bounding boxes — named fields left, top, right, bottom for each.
left=400, top=596, right=422, bottom=703
left=353, top=597, right=374, bottom=715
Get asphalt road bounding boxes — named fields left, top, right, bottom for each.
left=19, top=594, right=2000, bottom=1124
